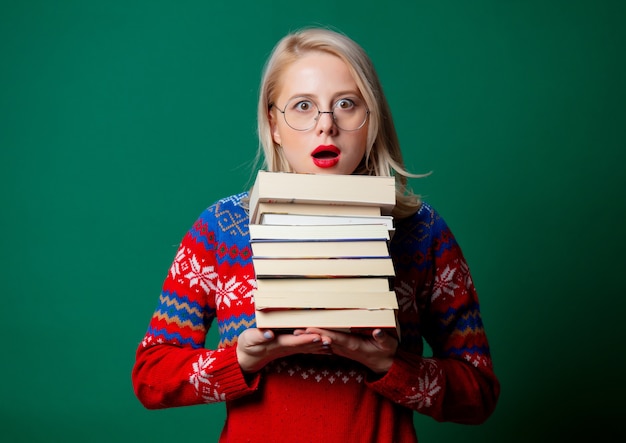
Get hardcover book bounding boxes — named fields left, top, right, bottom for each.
left=248, top=171, right=396, bottom=223
left=254, top=308, right=399, bottom=333
left=249, top=223, right=390, bottom=241
left=250, top=238, right=390, bottom=259
left=259, top=213, right=394, bottom=230
left=253, top=201, right=382, bottom=224
left=254, top=277, right=391, bottom=293
left=251, top=257, right=395, bottom=278
left=253, top=290, right=398, bottom=310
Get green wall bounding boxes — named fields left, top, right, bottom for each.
left=2, top=1, right=624, bottom=441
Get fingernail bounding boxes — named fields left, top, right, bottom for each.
left=312, top=337, right=320, bottom=343
left=322, top=340, right=330, bottom=346
left=263, top=331, right=273, bottom=339
left=375, top=329, right=384, bottom=338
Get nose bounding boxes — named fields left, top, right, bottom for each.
left=316, top=111, right=338, bottom=135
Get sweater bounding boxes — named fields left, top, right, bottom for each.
left=132, top=193, right=500, bottom=443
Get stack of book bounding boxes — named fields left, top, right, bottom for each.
left=249, top=171, right=399, bottom=334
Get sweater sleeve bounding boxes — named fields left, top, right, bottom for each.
left=367, top=205, right=500, bottom=424
left=132, top=205, right=259, bottom=409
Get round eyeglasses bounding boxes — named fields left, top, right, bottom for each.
left=272, top=97, right=370, bottom=131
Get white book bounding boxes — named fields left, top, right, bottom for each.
left=249, top=223, right=390, bottom=241
left=250, top=238, right=390, bottom=259
left=249, top=171, right=396, bottom=223
left=255, top=277, right=391, bottom=293
left=253, top=202, right=382, bottom=224
left=252, top=257, right=395, bottom=278
left=254, top=290, right=399, bottom=310
left=260, top=213, right=394, bottom=230
left=254, top=307, right=399, bottom=331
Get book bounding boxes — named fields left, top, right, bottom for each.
left=254, top=290, right=398, bottom=310
left=254, top=307, right=398, bottom=331
left=253, top=202, right=382, bottom=224
left=252, top=257, right=395, bottom=278
left=248, top=171, right=396, bottom=223
left=259, top=213, right=394, bottom=230
left=250, top=238, right=390, bottom=259
left=249, top=223, right=390, bottom=241
left=255, top=277, right=391, bottom=293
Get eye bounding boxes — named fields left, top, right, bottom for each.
left=335, top=98, right=356, bottom=110
left=292, top=100, right=315, bottom=112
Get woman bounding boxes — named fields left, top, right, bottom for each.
left=132, top=28, right=499, bottom=442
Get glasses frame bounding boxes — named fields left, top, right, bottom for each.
left=272, top=98, right=370, bottom=132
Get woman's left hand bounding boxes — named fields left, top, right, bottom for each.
left=294, top=327, right=398, bottom=374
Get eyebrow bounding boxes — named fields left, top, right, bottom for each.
left=286, top=90, right=363, bottom=103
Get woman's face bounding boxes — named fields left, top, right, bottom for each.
left=269, top=51, right=369, bottom=175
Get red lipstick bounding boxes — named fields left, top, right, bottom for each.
left=311, top=145, right=340, bottom=168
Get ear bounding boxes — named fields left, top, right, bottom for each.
left=269, top=111, right=282, bottom=146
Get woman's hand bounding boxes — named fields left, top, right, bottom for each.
left=236, top=328, right=331, bottom=374
left=295, top=328, right=398, bottom=374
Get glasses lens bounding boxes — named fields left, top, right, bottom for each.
left=284, top=99, right=318, bottom=131
left=332, top=98, right=368, bottom=131
left=283, top=98, right=368, bottom=131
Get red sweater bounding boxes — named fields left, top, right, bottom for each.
left=132, top=194, right=499, bottom=442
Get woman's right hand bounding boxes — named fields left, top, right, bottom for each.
left=236, top=328, right=330, bottom=374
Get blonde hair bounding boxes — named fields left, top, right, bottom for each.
left=256, top=28, right=426, bottom=218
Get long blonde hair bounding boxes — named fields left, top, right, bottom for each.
left=256, top=28, right=426, bottom=218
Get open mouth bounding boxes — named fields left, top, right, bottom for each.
left=312, top=145, right=340, bottom=158
left=311, top=145, right=341, bottom=168
left=312, top=150, right=339, bottom=159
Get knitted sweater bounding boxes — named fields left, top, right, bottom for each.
left=132, top=193, right=499, bottom=443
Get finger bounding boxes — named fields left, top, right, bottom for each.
left=276, top=332, right=323, bottom=346
left=372, top=329, right=398, bottom=349
left=303, top=328, right=334, bottom=346
left=304, top=327, right=339, bottom=339
left=373, top=328, right=385, bottom=341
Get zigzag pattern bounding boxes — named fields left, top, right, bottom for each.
left=151, top=311, right=206, bottom=331
left=155, top=292, right=206, bottom=327
left=218, top=313, right=256, bottom=345
left=146, top=326, right=203, bottom=348
left=444, top=309, right=484, bottom=332
left=438, top=301, right=482, bottom=322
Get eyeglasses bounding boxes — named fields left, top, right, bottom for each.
left=272, top=97, right=370, bottom=131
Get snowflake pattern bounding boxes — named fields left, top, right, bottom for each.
left=243, top=277, right=257, bottom=300
left=405, top=359, right=442, bottom=409
left=459, top=258, right=473, bottom=289
left=169, top=246, right=187, bottom=279
left=189, top=350, right=226, bottom=403
left=184, top=254, right=217, bottom=293
left=395, top=279, right=417, bottom=313
left=431, top=263, right=460, bottom=302
left=212, top=276, right=242, bottom=308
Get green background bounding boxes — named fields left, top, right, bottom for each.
left=2, top=0, right=624, bottom=441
